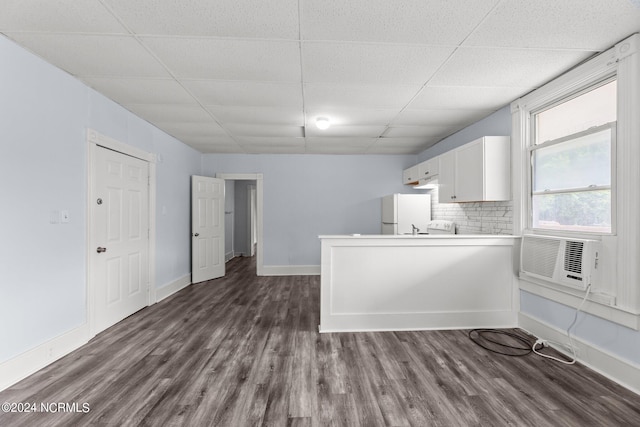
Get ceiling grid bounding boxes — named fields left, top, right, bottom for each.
left=1, top=0, right=638, bottom=154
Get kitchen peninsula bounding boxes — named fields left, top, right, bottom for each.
left=319, top=234, right=520, bottom=332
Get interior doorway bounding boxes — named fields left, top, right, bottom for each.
left=216, top=173, right=264, bottom=276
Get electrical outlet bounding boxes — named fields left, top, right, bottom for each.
left=61, top=210, right=70, bottom=223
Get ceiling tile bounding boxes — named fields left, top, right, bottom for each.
left=305, top=125, right=386, bottom=138
left=190, top=142, right=243, bottom=154
left=206, top=105, right=303, bottom=126
left=384, top=126, right=451, bottom=138
left=83, top=78, right=195, bottom=105
left=300, top=0, right=499, bottom=45
left=244, top=145, right=306, bottom=154
left=302, top=42, right=454, bottom=84
left=304, top=83, right=421, bottom=110
left=6, top=34, right=170, bottom=78
left=142, top=37, right=301, bottom=81
left=464, top=0, right=640, bottom=50
left=430, top=47, right=594, bottom=88
left=236, top=137, right=306, bottom=154
left=368, top=137, right=438, bottom=154
left=305, top=137, right=377, bottom=154
left=0, top=0, right=126, bottom=33
left=184, top=80, right=303, bottom=108
left=305, top=108, right=398, bottom=126
left=225, top=124, right=304, bottom=138
left=125, top=104, right=213, bottom=123
left=392, top=109, right=494, bottom=126
left=409, top=86, right=531, bottom=110
left=155, top=122, right=227, bottom=141
left=182, top=135, right=237, bottom=146
left=103, top=0, right=299, bottom=39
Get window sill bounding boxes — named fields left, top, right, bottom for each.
left=518, top=276, right=640, bottom=330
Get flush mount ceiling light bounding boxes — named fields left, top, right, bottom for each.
left=315, top=117, right=331, bottom=130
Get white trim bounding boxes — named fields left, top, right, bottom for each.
left=87, top=129, right=155, bottom=163
left=0, top=324, right=89, bottom=392
left=319, top=311, right=517, bottom=334
left=519, top=282, right=639, bottom=329
left=156, top=275, right=191, bottom=303
left=519, top=312, right=640, bottom=395
left=215, top=173, right=265, bottom=276
left=261, top=265, right=320, bottom=276
left=87, top=129, right=157, bottom=338
left=225, top=251, right=235, bottom=262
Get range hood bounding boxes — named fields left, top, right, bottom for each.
left=413, top=177, right=438, bottom=190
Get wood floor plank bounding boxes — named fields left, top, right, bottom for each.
left=1, top=256, right=639, bottom=426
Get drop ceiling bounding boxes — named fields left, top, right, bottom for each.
left=1, top=0, right=639, bottom=155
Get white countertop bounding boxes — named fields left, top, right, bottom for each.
left=319, top=234, right=519, bottom=239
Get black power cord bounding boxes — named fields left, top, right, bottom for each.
left=468, top=329, right=540, bottom=357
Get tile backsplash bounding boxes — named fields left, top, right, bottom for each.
left=427, top=185, right=513, bottom=235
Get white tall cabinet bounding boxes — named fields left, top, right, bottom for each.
left=438, top=136, right=510, bottom=203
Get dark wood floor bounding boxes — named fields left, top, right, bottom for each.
left=1, top=257, right=639, bottom=426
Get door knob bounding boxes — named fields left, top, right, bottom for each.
left=96, top=247, right=107, bottom=253
left=193, top=233, right=199, bottom=237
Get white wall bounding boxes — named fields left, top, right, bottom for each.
left=202, top=154, right=418, bottom=266
left=0, top=35, right=200, bottom=363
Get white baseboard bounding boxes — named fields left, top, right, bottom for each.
left=519, top=312, right=640, bottom=395
left=261, top=265, right=320, bottom=276
left=320, top=311, right=517, bottom=333
left=156, top=274, right=191, bottom=302
left=0, top=324, right=89, bottom=392
left=225, top=251, right=234, bottom=262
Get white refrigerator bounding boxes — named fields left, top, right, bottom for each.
left=381, top=194, right=431, bottom=235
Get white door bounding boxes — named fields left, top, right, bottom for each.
left=93, top=146, right=149, bottom=333
left=191, top=176, right=225, bottom=283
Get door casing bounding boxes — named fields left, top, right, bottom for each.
left=87, top=129, right=156, bottom=338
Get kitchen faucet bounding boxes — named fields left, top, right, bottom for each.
left=411, top=224, right=419, bottom=235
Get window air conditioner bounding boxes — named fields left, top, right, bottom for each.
left=520, top=234, right=601, bottom=290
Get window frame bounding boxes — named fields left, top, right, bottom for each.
left=511, top=34, right=640, bottom=328
left=527, top=120, right=617, bottom=236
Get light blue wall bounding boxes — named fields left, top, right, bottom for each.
left=417, top=106, right=512, bottom=161
left=0, top=35, right=89, bottom=364
left=0, top=35, right=201, bottom=363
left=202, top=154, right=418, bottom=265
left=521, top=291, right=640, bottom=365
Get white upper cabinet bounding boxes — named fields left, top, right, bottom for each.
left=403, top=157, right=439, bottom=185
left=438, top=136, right=510, bottom=203
left=438, top=150, right=456, bottom=201
left=417, top=157, right=439, bottom=180
left=402, top=165, right=419, bottom=184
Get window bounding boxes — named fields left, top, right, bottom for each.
left=511, top=33, right=640, bottom=326
left=529, top=80, right=616, bottom=234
